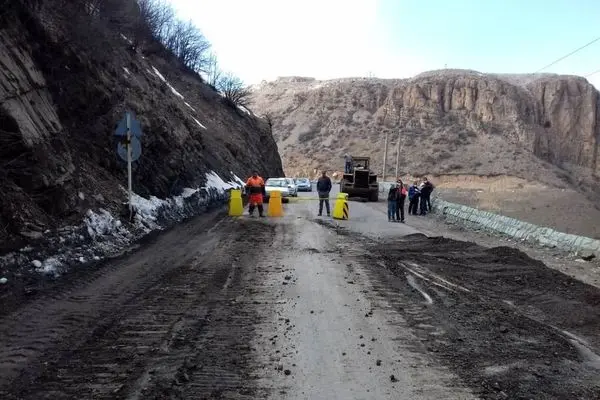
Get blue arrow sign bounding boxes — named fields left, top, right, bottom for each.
left=114, top=112, right=143, bottom=137
left=129, top=118, right=142, bottom=137
left=115, top=116, right=127, bottom=136
left=117, top=135, right=142, bottom=162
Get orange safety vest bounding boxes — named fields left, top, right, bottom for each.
left=246, top=176, right=265, bottom=194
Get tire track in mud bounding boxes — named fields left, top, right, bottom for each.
left=320, top=222, right=600, bottom=399
left=0, top=216, right=279, bottom=399
left=0, top=213, right=224, bottom=390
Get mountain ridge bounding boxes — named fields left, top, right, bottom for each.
left=250, top=69, right=599, bottom=198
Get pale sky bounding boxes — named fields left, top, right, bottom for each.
left=168, top=0, right=600, bottom=88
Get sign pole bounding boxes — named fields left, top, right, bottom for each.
left=126, top=112, right=133, bottom=221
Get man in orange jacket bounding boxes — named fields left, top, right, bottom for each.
left=245, top=171, right=266, bottom=217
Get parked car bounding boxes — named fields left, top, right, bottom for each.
left=295, top=177, right=312, bottom=192
left=284, top=178, right=298, bottom=197
left=264, top=178, right=293, bottom=202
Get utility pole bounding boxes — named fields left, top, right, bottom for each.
left=382, top=130, right=388, bottom=182
left=381, top=104, right=389, bottom=182
left=394, top=133, right=400, bottom=179
left=395, top=108, right=404, bottom=179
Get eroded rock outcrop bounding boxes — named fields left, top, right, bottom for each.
left=250, top=69, right=599, bottom=195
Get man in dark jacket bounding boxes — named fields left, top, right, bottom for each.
left=422, top=178, right=434, bottom=212
left=408, top=181, right=420, bottom=215
left=317, top=171, right=332, bottom=216
left=419, top=178, right=433, bottom=215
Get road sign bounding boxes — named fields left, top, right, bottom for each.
left=114, top=111, right=144, bottom=222
left=117, top=135, right=141, bottom=162
left=114, top=112, right=143, bottom=137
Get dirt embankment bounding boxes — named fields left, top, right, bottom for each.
left=429, top=174, right=600, bottom=239
left=0, top=1, right=283, bottom=254
left=325, top=222, right=600, bottom=399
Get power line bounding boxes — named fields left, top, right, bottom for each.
left=535, top=36, right=600, bottom=73
left=585, top=68, right=600, bottom=78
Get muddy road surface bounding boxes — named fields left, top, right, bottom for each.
left=1, top=193, right=599, bottom=399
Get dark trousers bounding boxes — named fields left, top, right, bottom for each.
left=419, top=194, right=428, bottom=215
left=395, top=196, right=405, bottom=221
left=424, top=194, right=432, bottom=212
left=387, top=201, right=397, bottom=220
left=318, top=192, right=330, bottom=215
left=248, top=203, right=264, bottom=216
left=345, top=162, right=352, bottom=173
left=408, top=195, right=420, bottom=215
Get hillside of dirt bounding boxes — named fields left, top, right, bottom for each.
left=249, top=71, right=600, bottom=204
left=0, top=1, right=283, bottom=254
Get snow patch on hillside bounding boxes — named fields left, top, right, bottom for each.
left=0, top=171, right=247, bottom=278
left=152, top=65, right=185, bottom=99
left=191, top=116, right=207, bottom=129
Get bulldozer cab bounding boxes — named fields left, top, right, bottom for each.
left=340, top=155, right=379, bottom=201
left=351, top=157, right=370, bottom=171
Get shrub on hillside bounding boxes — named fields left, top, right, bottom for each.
left=217, top=73, right=251, bottom=108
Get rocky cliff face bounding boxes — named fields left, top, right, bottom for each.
left=250, top=70, right=599, bottom=197
left=0, top=2, right=283, bottom=252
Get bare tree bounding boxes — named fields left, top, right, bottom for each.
left=217, top=73, right=251, bottom=108
left=163, top=20, right=210, bottom=71
left=136, top=0, right=174, bottom=43
left=204, top=52, right=221, bottom=88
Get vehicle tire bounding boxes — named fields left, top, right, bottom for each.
left=339, top=180, right=347, bottom=193
left=369, top=191, right=378, bottom=202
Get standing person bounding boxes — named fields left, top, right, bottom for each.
left=422, top=178, right=434, bottom=212
left=245, top=171, right=265, bottom=217
left=395, top=178, right=407, bottom=223
left=419, top=178, right=432, bottom=215
left=344, top=154, right=353, bottom=173
left=408, top=181, right=420, bottom=215
left=387, top=184, right=398, bottom=222
left=317, top=170, right=332, bottom=216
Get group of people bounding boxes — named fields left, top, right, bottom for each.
left=243, top=170, right=334, bottom=218
left=387, top=177, right=434, bottom=222
left=245, top=170, right=435, bottom=222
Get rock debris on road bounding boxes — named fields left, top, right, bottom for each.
left=0, top=193, right=599, bottom=399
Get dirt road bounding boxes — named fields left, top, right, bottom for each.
left=1, top=192, right=599, bottom=399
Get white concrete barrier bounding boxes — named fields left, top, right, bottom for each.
left=431, top=197, right=600, bottom=256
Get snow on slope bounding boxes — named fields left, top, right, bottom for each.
left=1, top=171, right=246, bottom=277
left=150, top=65, right=210, bottom=130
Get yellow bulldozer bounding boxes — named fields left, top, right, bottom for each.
left=340, top=156, right=379, bottom=201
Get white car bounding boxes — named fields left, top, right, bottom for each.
left=284, top=178, right=298, bottom=197
left=265, top=178, right=292, bottom=198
